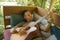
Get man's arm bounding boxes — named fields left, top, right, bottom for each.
left=36, top=7, right=50, bottom=19
left=40, top=23, right=51, bottom=32
left=35, top=7, right=51, bottom=32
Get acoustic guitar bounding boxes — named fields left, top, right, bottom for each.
left=10, top=26, right=37, bottom=40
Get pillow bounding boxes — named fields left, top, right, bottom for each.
left=4, top=29, right=11, bottom=40
left=10, top=14, right=24, bottom=28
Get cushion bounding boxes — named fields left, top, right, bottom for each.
left=4, top=29, right=11, bottom=40
left=10, top=14, right=24, bottom=28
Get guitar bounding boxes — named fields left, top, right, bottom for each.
left=10, top=26, right=37, bottom=40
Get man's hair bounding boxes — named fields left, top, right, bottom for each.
left=21, top=10, right=28, bottom=16
left=21, top=10, right=29, bottom=22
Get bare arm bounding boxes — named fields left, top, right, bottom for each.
left=36, top=7, right=51, bottom=31
left=40, top=23, right=51, bottom=32
left=36, top=7, right=50, bottom=19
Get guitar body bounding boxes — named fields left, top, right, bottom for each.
left=10, top=33, right=27, bottom=40
left=10, top=27, right=38, bottom=40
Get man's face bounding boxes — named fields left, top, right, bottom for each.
left=24, top=11, right=33, bottom=21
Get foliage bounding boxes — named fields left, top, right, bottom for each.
left=33, top=0, right=47, bottom=8
left=0, top=17, right=4, bottom=25
left=0, top=26, right=4, bottom=40
left=53, top=0, right=60, bottom=15
left=0, top=9, right=3, bottom=25
left=54, top=0, right=60, bottom=9
left=0, top=10, right=2, bottom=16
left=17, top=0, right=28, bottom=6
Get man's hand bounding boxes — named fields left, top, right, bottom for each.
left=19, top=27, right=27, bottom=36
left=28, top=22, right=35, bottom=27
left=40, top=23, right=50, bottom=32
